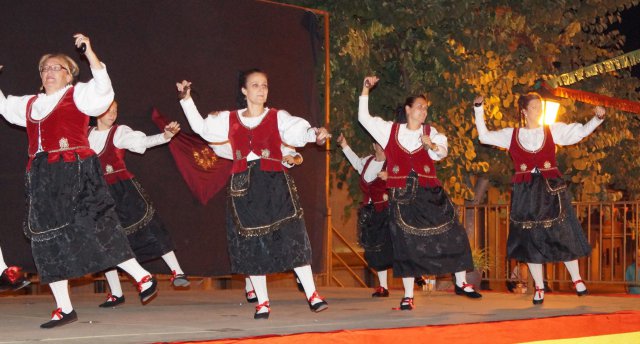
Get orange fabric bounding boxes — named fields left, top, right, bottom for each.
left=542, top=82, right=640, bottom=114
left=169, top=311, right=640, bottom=344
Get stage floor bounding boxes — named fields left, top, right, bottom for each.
left=1, top=286, right=639, bottom=343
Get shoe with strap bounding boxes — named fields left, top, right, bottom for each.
left=371, top=286, right=389, bottom=297
left=170, top=270, right=190, bottom=288
left=246, top=289, right=258, bottom=303
left=254, top=301, right=271, bottom=320
left=532, top=286, right=544, bottom=305
left=399, top=297, right=414, bottom=310
left=137, top=275, right=158, bottom=304
left=308, top=291, right=328, bottom=312
left=0, top=266, right=30, bottom=292
left=40, top=308, right=78, bottom=329
left=98, top=293, right=125, bottom=308
left=573, top=279, right=588, bottom=296
left=454, top=283, right=482, bottom=299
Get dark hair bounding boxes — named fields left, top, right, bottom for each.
left=236, top=68, right=267, bottom=108
left=395, top=95, right=428, bottom=123
left=517, top=92, right=542, bottom=126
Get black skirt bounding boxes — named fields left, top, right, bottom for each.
left=226, top=161, right=312, bottom=275
left=357, top=205, right=393, bottom=271
left=108, top=178, right=175, bottom=263
left=389, top=175, right=473, bottom=277
left=507, top=174, right=591, bottom=263
left=24, top=153, right=134, bottom=284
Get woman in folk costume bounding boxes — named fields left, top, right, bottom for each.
left=0, top=245, right=30, bottom=292
left=0, top=34, right=157, bottom=328
left=336, top=133, right=394, bottom=297
left=474, top=93, right=604, bottom=304
left=177, top=68, right=330, bottom=319
left=88, top=101, right=189, bottom=308
left=358, top=76, right=480, bottom=311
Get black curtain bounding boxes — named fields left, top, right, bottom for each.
left=0, top=0, right=326, bottom=276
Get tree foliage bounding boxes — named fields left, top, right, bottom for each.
left=286, top=0, right=640, bottom=208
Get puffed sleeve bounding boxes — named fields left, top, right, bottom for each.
left=277, top=109, right=317, bottom=147
left=474, top=105, right=513, bottom=149
left=179, top=98, right=230, bottom=143
left=112, top=125, right=169, bottom=154
left=73, top=63, right=115, bottom=116
left=358, top=96, right=393, bottom=148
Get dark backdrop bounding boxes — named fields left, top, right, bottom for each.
left=0, top=0, right=327, bottom=276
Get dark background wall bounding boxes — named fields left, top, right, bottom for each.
left=0, top=0, right=327, bottom=276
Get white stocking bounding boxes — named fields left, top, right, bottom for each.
left=104, top=269, right=123, bottom=297
left=49, top=280, right=73, bottom=316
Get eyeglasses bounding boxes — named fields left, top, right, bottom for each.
left=39, top=64, right=68, bottom=73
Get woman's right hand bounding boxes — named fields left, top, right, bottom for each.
left=336, top=133, right=348, bottom=148
left=473, top=95, right=484, bottom=107
left=176, top=80, right=192, bottom=100
left=362, top=76, right=379, bottom=96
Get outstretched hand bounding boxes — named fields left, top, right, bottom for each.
left=336, top=133, right=348, bottom=148
left=164, top=121, right=181, bottom=139
left=315, top=127, right=332, bottom=145
left=362, top=76, right=379, bottom=96
left=594, top=106, right=606, bottom=120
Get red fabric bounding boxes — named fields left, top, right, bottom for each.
left=509, top=125, right=562, bottom=183
left=90, top=125, right=135, bottom=185
left=25, top=87, right=94, bottom=170
left=151, top=108, right=232, bottom=205
left=228, top=108, right=283, bottom=173
left=359, top=156, right=388, bottom=212
left=542, top=82, right=640, bottom=114
left=383, top=123, right=440, bottom=188
left=171, top=310, right=640, bottom=344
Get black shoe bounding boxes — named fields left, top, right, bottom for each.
left=371, top=286, right=389, bottom=297
left=308, top=291, right=328, bottom=312
left=414, top=276, right=426, bottom=287
left=98, top=294, right=125, bottom=308
left=254, top=301, right=270, bottom=320
left=0, top=266, right=30, bottom=292
left=399, top=297, right=414, bottom=310
left=573, top=280, right=588, bottom=296
left=454, top=283, right=482, bottom=299
left=137, top=275, right=158, bottom=304
left=532, top=287, right=544, bottom=305
left=246, top=290, right=258, bottom=303
left=544, top=281, right=553, bottom=293
left=171, top=271, right=190, bottom=288
left=506, top=280, right=517, bottom=293
left=40, top=309, right=78, bottom=329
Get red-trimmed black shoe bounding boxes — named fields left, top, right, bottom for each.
left=246, top=289, right=258, bottom=303
left=573, top=279, right=588, bottom=296
left=40, top=308, right=78, bottom=329
left=371, top=286, right=389, bottom=297
left=414, top=276, right=426, bottom=287
left=137, top=275, right=158, bottom=304
left=532, top=287, right=544, bottom=305
left=454, top=283, right=482, bottom=299
left=0, top=266, right=30, bottom=292
left=399, top=297, right=414, bottom=310
left=170, top=270, right=190, bottom=288
left=254, top=300, right=271, bottom=319
left=308, top=291, right=328, bottom=312
left=98, top=293, right=125, bottom=308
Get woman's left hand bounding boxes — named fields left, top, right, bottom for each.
left=315, top=127, right=331, bottom=145
left=164, top=121, right=181, bottom=139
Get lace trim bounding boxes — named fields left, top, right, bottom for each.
left=121, top=179, right=156, bottom=235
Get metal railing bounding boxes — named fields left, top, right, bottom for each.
left=329, top=201, right=640, bottom=288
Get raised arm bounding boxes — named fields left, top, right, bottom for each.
left=358, top=76, right=393, bottom=148
left=550, top=106, right=605, bottom=146
left=473, top=95, right=513, bottom=149
left=113, top=122, right=180, bottom=154
left=337, top=133, right=365, bottom=173
left=71, top=34, right=115, bottom=116
left=177, top=80, right=229, bottom=143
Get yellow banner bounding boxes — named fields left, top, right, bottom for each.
left=546, top=49, right=640, bottom=88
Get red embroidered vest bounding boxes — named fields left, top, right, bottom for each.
left=228, top=108, right=284, bottom=174
left=384, top=122, right=441, bottom=188
left=509, top=125, right=562, bottom=183
left=359, top=156, right=388, bottom=212
left=25, top=87, right=94, bottom=169
left=90, top=125, right=135, bottom=184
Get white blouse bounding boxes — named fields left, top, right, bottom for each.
left=473, top=106, right=604, bottom=150
left=180, top=98, right=317, bottom=162
left=342, top=146, right=384, bottom=183
left=358, top=96, right=448, bottom=161
left=89, top=125, right=169, bottom=155
left=0, top=64, right=114, bottom=126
